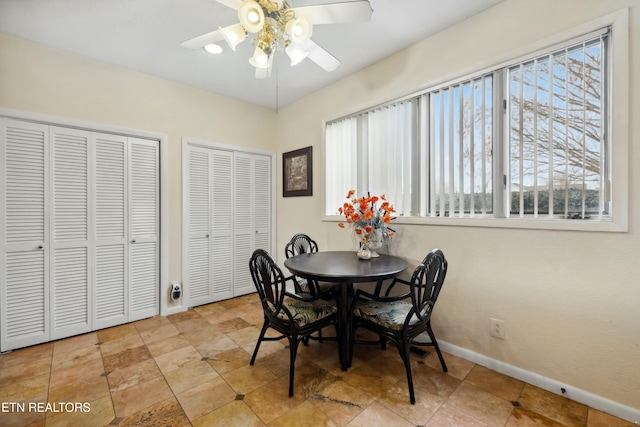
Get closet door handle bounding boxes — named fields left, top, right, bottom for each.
left=206, top=234, right=210, bottom=238
left=38, top=245, right=44, bottom=249
left=131, top=239, right=136, bottom=244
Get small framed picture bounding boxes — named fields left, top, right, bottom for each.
left=283, top=146, right=312, bottom=197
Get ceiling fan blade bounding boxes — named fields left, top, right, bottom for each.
left=305, top=39, right=340, bottom=72
left=215, top=0, right=241, bottom=10
left=181, top=0, right=241, bottom=49
left=181, top=29, right=224, bottom=49
left=292, top=1, right=373, bottom=25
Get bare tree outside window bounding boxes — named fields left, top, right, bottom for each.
left=507, top=34, right=608, bottom=219
left=431, top=75, right=493, bottom=217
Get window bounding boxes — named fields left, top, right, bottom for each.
left=429, top=74, right=494, bottom=218
left=507, top=35, right=608, bottom=220
left=325, top=22, right=624, bottom=231
left=326, top=99, right=418, bottom=217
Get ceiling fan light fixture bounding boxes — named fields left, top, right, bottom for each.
left=269, top=0, right=284, bottom=10
left=238, top=0, right=265, bottom=33
left=182, top=0, right=375, bottom=78
left=219, top=24, right=247, bottom=51
left=204, top=43, right=223, bottom=54
left=285, top=42, right=309, bottom=66
left=249, top=46, right=270, bottom=69
left=286, top=17, right=313, bottom=45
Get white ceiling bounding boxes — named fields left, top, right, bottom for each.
left=0, top=0, right=505, bottom=109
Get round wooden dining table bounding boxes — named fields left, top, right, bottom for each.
left=284, top=251, right=408, bottom=371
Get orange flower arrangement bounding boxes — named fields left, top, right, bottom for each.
left=337, top=190, right=396, bottom=245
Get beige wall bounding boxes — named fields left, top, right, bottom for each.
left=276, top=0, right=640, bottom=414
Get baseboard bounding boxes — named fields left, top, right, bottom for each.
left=162, top=304, right=187, bottom=316
left=439, top=341, right=639, bottom=424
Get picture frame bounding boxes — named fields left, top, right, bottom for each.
left=283, top=146, right=312, bottom=197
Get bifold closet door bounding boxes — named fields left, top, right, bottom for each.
left=93, top=133, right=128, bottom=330
left=1, top=119, right=50, bottom=351
left=185, top=145, right=272, bottom=305
left=186, top=146, right=212, bottom=306
left=93, top=134, right=159, bottom=329
left=129, top=137, right=159, bottom=321
left=252, top=155, right=272, bottom=253
left=1, top=119, right=159, bottom=351
left=233, top=152, right=271, bottom=297
left=210, top=150, right=234, bottom=300
left=50, top=126, right=91, bottom=340
left=186, top=147, right=234, bottom=306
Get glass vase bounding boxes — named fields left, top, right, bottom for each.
left=357, top=245, right=371, bottom=260
left=366, top=229, right=383, bottom=257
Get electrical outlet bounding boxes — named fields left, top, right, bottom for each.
left=490, top=318, right=505, bottom=339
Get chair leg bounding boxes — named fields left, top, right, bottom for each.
left=398, top=341, right=416, bottom=404
left=427, top=323, right=448, bottom=372
left=348, top=322, right=356, bottom=368
left=333, top=322, right=343, bottom=368
left=288, top=336, right=300, bottom=397
left=250, top=322, right=269, bottom=365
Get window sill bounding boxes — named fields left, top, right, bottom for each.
left=324, top=215, right=627, bottom=233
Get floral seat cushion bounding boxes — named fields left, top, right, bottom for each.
left=276, top=296, right=337, bottom=326
left=354, top=300, right=418, bottom=330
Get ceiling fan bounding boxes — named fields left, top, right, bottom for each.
left=181, top=0, right=373, bottom=79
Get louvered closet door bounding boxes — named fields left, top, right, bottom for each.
left=1, top=119, right=50, bottom=351
left=93, top=133, right=128, bottom=330
left=233, top=153, right=271, bottom=297
left=233, top=153, right=253, bottom=296
left=187, top=146, right=213, bottom=306
left=253, top=154, right=272, bottom=254
left=128, top=137, right=159, bottom=320
left=187, top=147, right=234, bottom=305
left=50, top=127, right=91, bottom=339
left=211, top=150, right=234, bottom=301
left=185, top=144, right=272, bottom=305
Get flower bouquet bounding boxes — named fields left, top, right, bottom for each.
left=337, top=190, right=395, bottom=259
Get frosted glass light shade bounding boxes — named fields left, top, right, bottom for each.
left=286, top=17, right=312, bottom=45
left=219, top=24, right=247, bottom=51
left=249, top=46, right=270, bottom=68
left=285, top=43, right=309, bottom=66
left=238, top=1, right=265, bottom=33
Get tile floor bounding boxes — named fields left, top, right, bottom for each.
left=0, top=293, right=635, bottom=426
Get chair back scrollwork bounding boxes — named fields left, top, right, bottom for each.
left=409, top=249, right=447, bottom=324
left=284, top=233, right=321, bottom=295
left=250, top=249, right=287, bottom=319
left=285, top=233, right=319, bottom=258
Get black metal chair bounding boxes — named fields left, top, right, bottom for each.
left=249, top=249, right=341, bottom=397
left=284, top=233, right=341, bottom=344
left=348, top=248, right=448, bottom=404
left=284, top=233, right=321, bottom=295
